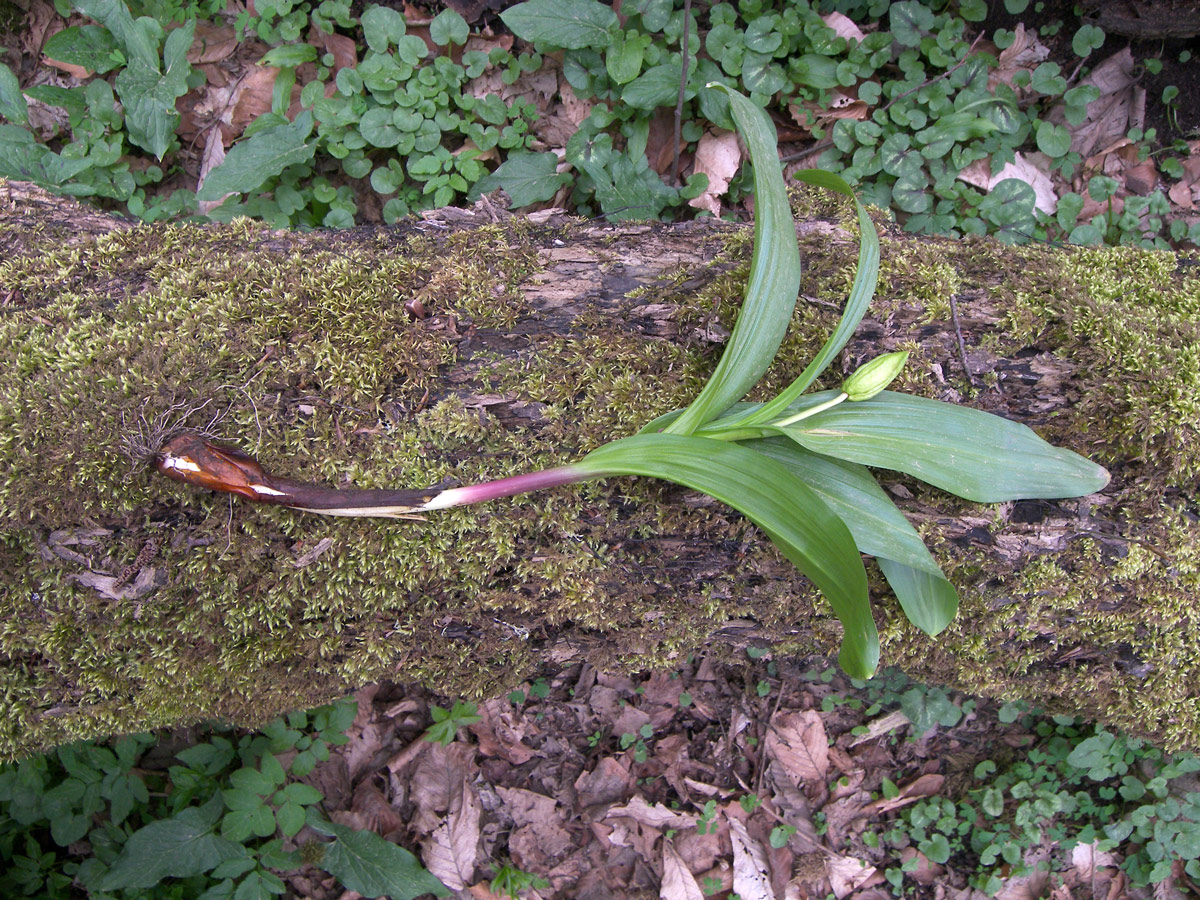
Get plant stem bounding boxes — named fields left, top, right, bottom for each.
left=773, top=392, right=847, bottom=427
left=421, top=465, right=590, bottom=510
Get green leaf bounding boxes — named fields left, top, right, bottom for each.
left=310, top=816, right=450, bottom=899
left=1036, top=120, right=1071, bottom=157
left=0, top=63, right=27, bottom=126
left=42, top=25, right=122, bottom=74
left=664, top=85, right=800, bottom=435
left=606, top=28, right=648, bottom=85
left=115, top=18, right=194, bottom=158
left=469, top=152, right=570, bottom=207
left=0, top=125, right=94, bottom=186
left=576, top=150, right=674, bottom=221
left=772, top=390, right=1110, bottom=502
left=621, top=63, right=681, bottom=109
left=1072, top=24, right=1105, bottom=57
left=73, top=0, right=158, bottom=68
left=748, top=437, right=957, bottom=635
left=197, top=110, right=315, bottom=201
left=577, top=434, right=878, bottom=677
left=276, top=801, right=306, bottom=837
left=98, top=798, right=244, bottom=890
left=360, top=5, right=407, bottom=51
left=430, top=9, right=469, bottom=46
left=875, top=558, right=958, bottom=636
left=725, top=169, right=880, bottom=430
left=890, top=0, right=935, bottom=47
left=500, top=0, right=618, bottom=50
left=259, top=44, right=318, bottom=67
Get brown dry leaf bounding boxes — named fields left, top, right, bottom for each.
left=821, top=11, right=864, bottom=42
left=422, top=774, right=482, bottom=891
left=468, top=698, right=536, bottom=764
left=536, top=78, right=592, bottom=150
left=765, top=710, right=828, bottom=784
left=410, top=742, right=478, bottom=833
left=864, top=773, right=944, bottom=815
left=575, top=757, right=635, bottom=808
left=188, top=22, right=239, bottom=64
left=826, top=855, right=877, bottom=899
left=727, top=818, right=776, bottom=900
left=848, top=709, right=910, bottom=746
left=688, top=130, right=741, bottom=216
left=1053, top=48, right=1138, bottom=158
left=196, top=128, right=230, bottom=215
left=312, top=26, right=357, bottom=73
left=497, top=787, right=574, bottom=869
left=345, top=779, right=407, bottom=836
left=230, top=66, right=280, bottom=133
left=43, top=57, right=90, bottom=80
left=607, top=795, right=694, bottom=830
left=661, top=840, right=705, bottom=900
left=1169, top=179, right=1195, bottom=209
left=990, top=23, right=1051, bottom=92
left=24, top=0, right=58, bottom=57
left=958, top=152, right=1057, bottom=215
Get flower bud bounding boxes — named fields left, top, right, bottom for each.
left=842, top=351, right=909, bottom=401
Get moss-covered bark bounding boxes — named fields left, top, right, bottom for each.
left=2, top=180, right=1198, bottom=758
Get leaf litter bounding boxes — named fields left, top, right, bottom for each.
left=273, top=653, right=1167, bottom=900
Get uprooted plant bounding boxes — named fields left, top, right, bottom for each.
left=154, top=85, right=1109, bottom=679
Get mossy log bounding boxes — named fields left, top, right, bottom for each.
left=3, top=179, right=1199, bottom=759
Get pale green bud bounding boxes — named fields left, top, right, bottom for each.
left=842, top=350, right=909, bottom=401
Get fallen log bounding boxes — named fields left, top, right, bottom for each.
left=2, top=179, right=1198, bottom=758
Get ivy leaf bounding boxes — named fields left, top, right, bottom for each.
left=197, top=110, right=316, bottom=201
left=42, top=25, right=122, bottom=74
left=889, top=0, right=935, bottom=47
left=0, top=63, right=26, bottom=126
left=97, top=798, right=245, bottom=890
left=310, top=815, right=450, bottom=899
left=430, top=9, right=469, bottom=46
left=469, top=152, right=570, bottom=207
left=500, top=0, right=618, bottom=50
left=115, top=19, right=194, bottom=158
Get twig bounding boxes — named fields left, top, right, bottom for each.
left=880, top=32, right=984, bottom=115
left=948, top=293, right=976, bottom=387
left=670, top=0, right=692, bottom=187
left=780, top=138, right=834, bottom=165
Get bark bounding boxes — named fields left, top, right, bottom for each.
left=2, top=180, right=1199, bottom=757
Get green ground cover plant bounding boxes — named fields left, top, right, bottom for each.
left=0, top=699, right=449, bottom=900
left=1, top=0, right=1196, bottom=245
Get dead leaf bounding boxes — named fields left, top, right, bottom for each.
left=468, top=698, right=536, bottom=764
left=42, top=57, right=90, bottom=79
left=231, top=66, right=279, bottom=132
left=661, top=840, right=705, bottom=900
left=821, top=11, right=865, bottom=42
left=765, top=710, right=828, bottom=784
left=863, top=773, right=944, bottom=815
left=958, top=152, right=1057, bottom=215
left=826, top=855, right=877, bottom=899
left=688, top=130, right=741, bottom=216
left=422, top=775, right=482, bottom=891
left=607, top=795, right=694, bottom=829
left=990, top=23, right=1051, bottom=92
left=1051, top=48, right=1138, bottom=159
left=197, top=128, right=230, bottom=215
left=728, top=818, right=776, bottom=900
left=312, top=26, right=357, bottom=73
left=290, top=536, right=334, bottom=568
left=188, top=22, right=239, bottom=64
left=575, top=757, right=635, bottom=809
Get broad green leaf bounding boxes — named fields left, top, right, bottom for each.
left=749, top=437, right=957, bottom=635
left=715, top=169, right=880, bottom=431
left=73, top=0, right=159, bottom=69
left=469, top=151, right=570, bottom=207
left=621, top=63, right=681, bottom=109
left=115, top=19, right=194, bottom=158
left=430, top=8, right=469, bottom=46
left=665, top=85, right=801, bottom=435
left=309, top=815, right=450, bottom=899
left=577, top=434, right=878, bottom=677
left=259, top=44, right=318, bottom=67
left=0, top=63, right=27, bottom=126
left=0, top=125, right=94, bottom=187
left=876, top=558, right=958, bottom=636
left=748, top=438, right=941, bottom=576
left=575, top=151, right=674, bottom=221
left=772, top=390, right=1110, bottom=502
left=606, top=29, right=648, bottom=85
left=197, top=110, right=316, bottom=202
left=500, top=0, right=618, bottom=50
left=360, top=5, right=407, bottom=51
left=42, top=25, right=122, bottom=74
left=98, top=797, right=245, bottom=889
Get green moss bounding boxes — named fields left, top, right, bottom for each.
left=4, top=195, right=1200, bottom=757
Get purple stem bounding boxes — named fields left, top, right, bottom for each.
left=422, top=465, right=590, bottom=510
